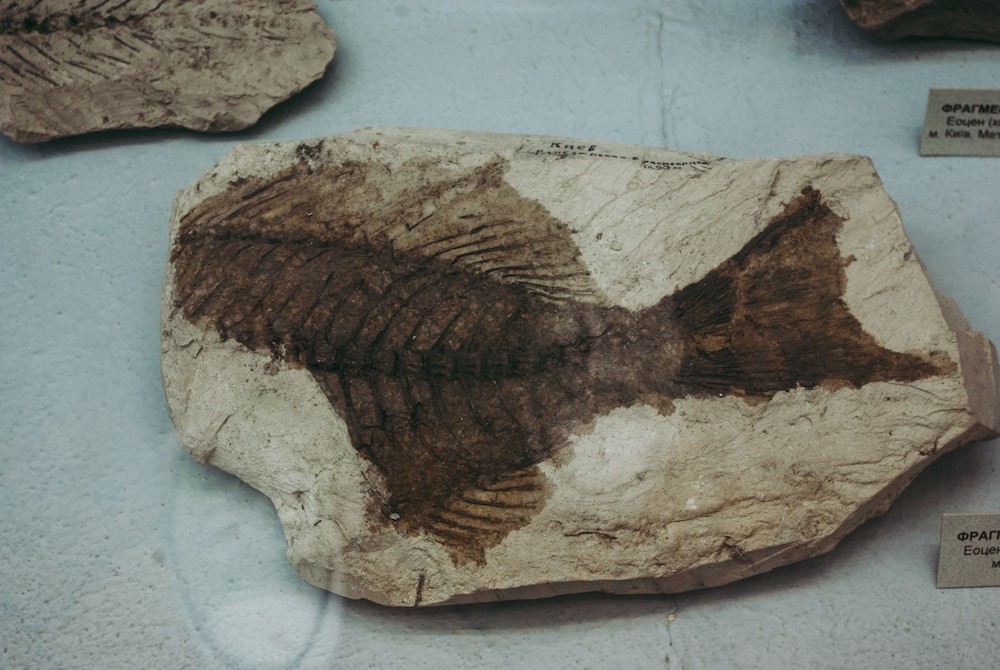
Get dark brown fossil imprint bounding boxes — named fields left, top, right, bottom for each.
left=170, top=150, right=942, bottom=564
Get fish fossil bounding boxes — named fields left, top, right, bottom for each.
left=0, top=0, right=336, bottom=142
left=169, top=148, right=942, bottom=565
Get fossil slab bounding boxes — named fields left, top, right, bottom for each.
left=161, top=128, right=1000, bottom=606
left=0, top=0, right=336, bottom=143
left=838, top=0, right=1000, bottom=42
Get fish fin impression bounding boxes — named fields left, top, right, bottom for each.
left=669, top=186, right=941, bottom=397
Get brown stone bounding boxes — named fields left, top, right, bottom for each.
left=161, top=128, right=1000, bottom=606
left=0, top=0, right=336, bottom=143
left=838, top=0, right=1000, bottom=42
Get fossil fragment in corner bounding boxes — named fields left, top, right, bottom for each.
left=838, top=0, right=1000, bottom=42
left=161, top=128, right=1000, bottom=606
left=0, top=0, right=336, bottom=143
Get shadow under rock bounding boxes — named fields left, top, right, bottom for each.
left=339, top=589, right=676, bottom=636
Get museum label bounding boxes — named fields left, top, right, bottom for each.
left=921, top=89, right=1000, bottom=157
left=937, top=513, right=1000, bottom=588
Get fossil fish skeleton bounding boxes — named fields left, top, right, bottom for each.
left=167, top=138, right=945, bottom=566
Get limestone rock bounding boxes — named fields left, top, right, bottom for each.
left=161, top=128, right=1000, bottom=606
left=0, top=0, right=336, bottom=143
left=838, top=0, right=1000, bottom=42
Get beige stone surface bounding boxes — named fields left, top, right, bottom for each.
left=161, top=128, right=999, bottom=606
left=838, top=0, right=1000, bottom=42
left=0, top=0, right=335, bottom=143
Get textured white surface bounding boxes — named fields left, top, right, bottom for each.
left=1, top=0, right=998, bottom=667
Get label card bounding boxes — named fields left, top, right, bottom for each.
left=937, top=513, right=1000, bottom=588
left=920, top=89, right=1000, bottom=156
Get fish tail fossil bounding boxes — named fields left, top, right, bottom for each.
left=663, top=186, right=940, bottom=398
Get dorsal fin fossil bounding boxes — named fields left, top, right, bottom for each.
left=0, top=0, right=336, bottom=142
left=161, top=129, right=999, bottom=605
